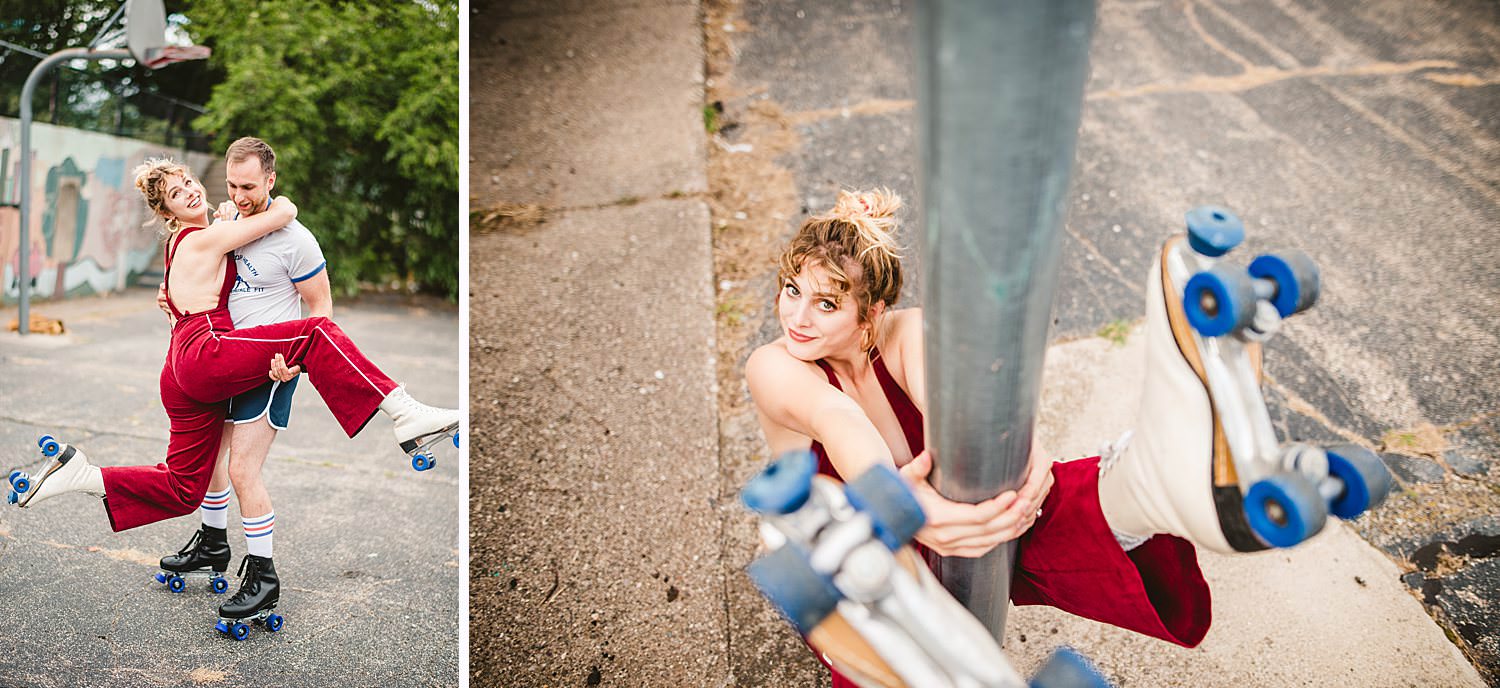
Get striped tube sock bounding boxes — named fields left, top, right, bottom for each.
left=243, top=512, right=275, bottom=558
left=199, top=488, right=232, bottom=529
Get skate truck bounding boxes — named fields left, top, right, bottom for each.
left=741, top=450, right=1111, bottom=688
left=1173, top=206, right=1392, bottom=548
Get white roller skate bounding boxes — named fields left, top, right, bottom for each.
left=1098, top=206, right=1392, bottom=552
left=743, top=451, right=1109, bottom=688
left=7, top=435, right=105, bottom=508
left=378, top=386, right=461, bottom=472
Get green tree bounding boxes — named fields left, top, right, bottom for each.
left=184, top=0, right=459, bottom=298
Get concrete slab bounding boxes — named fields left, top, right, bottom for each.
left=469, top=3, right=708, bottom=208
left=0, top=289, right=460, bottom=686
left=468, top=199, right=725, bottom=685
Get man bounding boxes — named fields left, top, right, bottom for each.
left=155, top=137, right=329, bottom=626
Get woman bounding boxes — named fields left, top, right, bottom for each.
left=747, top=189, right=1240, bottom=685
left=13, top=158, right=458, bottom=538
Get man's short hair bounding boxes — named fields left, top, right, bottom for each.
left=226, top=137, right=277, bottom=175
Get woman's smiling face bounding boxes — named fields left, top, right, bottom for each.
left=778, top=260, right=866, bottom=361
left=160, top=173, right=207, bottom=224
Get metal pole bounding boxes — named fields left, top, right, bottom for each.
left=17, top=47, right=131, bottom=334
left=916, top=0, right=1096, bottom=641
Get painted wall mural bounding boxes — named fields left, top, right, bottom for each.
left=0, top=118, right=213, bottom=304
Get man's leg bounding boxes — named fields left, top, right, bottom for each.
left=228, top=416, right=277, bottom=551
left=220, top=381, right=289, bottom=627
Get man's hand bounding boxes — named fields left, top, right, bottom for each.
left=898, top=440, right=1056, bottom=558
left=268, top=353, right=302, bottom=382
left=214, top=201, right=236, bottom=222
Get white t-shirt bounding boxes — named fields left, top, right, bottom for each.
left=227, top=218, right=326, bottom=328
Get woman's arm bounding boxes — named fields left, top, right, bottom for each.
left=889, top=308, right=1056, bottom=557
left=183, top=197, right=298, bottom=257
left=746, top=344, right=892, bottom=479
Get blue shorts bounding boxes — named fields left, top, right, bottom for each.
left=227, top=377, right=299, bottom=430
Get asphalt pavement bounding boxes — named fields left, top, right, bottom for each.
left=0, top=289, right=461, bottom=687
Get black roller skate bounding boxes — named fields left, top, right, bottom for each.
left=155, top=525, right=231, bottom=594
left=215, top=555, right=285, bottom=640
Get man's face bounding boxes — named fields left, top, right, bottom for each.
left=225, top=157, right=276, bottom=217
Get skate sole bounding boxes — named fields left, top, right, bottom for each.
left=14, top=445, right=77, bottom=509
left=399, top=421, right=460, bottom=455
left=1158, top=237, right=1269, bottom=553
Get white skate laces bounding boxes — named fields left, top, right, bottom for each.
left=1097, top=430, right=1134, bottom=474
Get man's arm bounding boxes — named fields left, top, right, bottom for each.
left=294, top=269, right=332, bottom=318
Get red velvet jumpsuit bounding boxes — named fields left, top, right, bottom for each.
left=98, top=225, right=399, bottom=532
left=810, top=351, right=1211, bottom=687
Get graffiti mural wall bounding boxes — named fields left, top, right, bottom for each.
left=0, top=118, right=214, bottom=304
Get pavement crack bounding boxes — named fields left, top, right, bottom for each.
left=1087, top=59, right=1460, bottom=101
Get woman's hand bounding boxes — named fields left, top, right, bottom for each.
left=214, top=201, right=237, bottom=222
left=271, top=196, right=298, bottom=221
left=898, top=442, right=1055, bottom=558
left=268, top=353, right=302, bottom=382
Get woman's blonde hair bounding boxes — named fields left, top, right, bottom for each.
left=132, top=157, right=192, bottom=234
left=777, top=188, right=904, bottom=351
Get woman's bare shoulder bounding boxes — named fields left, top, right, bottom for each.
left=746, top=338, right=807, bottom=382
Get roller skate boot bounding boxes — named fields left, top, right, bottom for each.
left=378, top=386, right=460, bottom=471
left=215, top=555, right=284, bottom=640
left=1097, top=206, right=1392, bottom=553
left=8, top=435, right=104, bottom=508
left=155, top=525, right=231, bottom=594
left=743, top=450, right=1108, bottom=688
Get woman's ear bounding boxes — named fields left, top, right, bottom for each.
left=868, top=300, right=886, bottom=322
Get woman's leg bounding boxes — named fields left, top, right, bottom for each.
left=99, top=366, right=227, bottom=532
left=177, top=315, right=397, bottom=437
left=1010, top=457, right=1212, bottom=647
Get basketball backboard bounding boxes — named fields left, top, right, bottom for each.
left=126, top=0, right=210, bottom=69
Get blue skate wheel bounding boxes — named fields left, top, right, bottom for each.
left=155, top=572, right=168, bottom=584
left=168, top=575, right=187, bottom=593
left=1245, top=474, right=1327, bottom=548
left=1248, top=251, right=1320, bottom=318
left=40, top=439, right=60, bottom=457
left=266, top=613, right=284, bottom=632
left=741, top=450, right=817, bottom=516
left=844, top=464, right=925, bottom=551
left=37, top=435, right=54, bottom=449
left=1029, top=647, right=1111, bottom=688
left=1184, top=265, right=1257, bottom=337
left=231, top=622, right=250, bottom=640
left=6, top=490, right=16, bottom=505
left=746, top=543, right=841, bottom=635
left=211, top=576, right=229, bottom=594
left=12, top=476, right=29, bottom=494
left=453, top=431, right=461, bottom=448
left=8, top=470, right=22, bottom=487
left=215, top=620, right=230, bottom=635
left=412, top=454, right=432, bottom=471
left=1324, top=444, right=1393, bottom=520
left=1184, top=206, right=1244, bottom=258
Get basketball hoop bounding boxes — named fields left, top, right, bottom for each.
left=127, top=0, right=210, bottom=69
